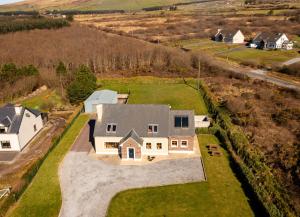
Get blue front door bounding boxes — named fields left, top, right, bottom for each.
left=128, top=148, right=134, bottom=159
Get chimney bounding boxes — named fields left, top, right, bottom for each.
left=96, top=104, right=103, bottom=122
left=14, top=104, right=22, bottom=115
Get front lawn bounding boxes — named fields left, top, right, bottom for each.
left=98, top=77, right=208, bottom=115
left=7, top=114, right=89, bottom=217
left=107, top=134, right=255, bottom=217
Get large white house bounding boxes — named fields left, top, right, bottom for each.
left=93, top=104, right=195, bottom=160
left=214, top=29, right=245, bottom=44
left=0, top=104, right=44, bottom=151
left=253, top=32, right=293, bottom=50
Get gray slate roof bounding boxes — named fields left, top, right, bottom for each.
left=215, top=29, right=240, bottom=39
left=119, top=129, right=143, bottom=145
left=253, top=32, right=285, bottom=43
left=94, top=104, right=195, bottom=139
left=0, top=104, right=41, bottom=134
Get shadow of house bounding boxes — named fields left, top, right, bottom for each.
left=88, top=119, right=96, bottom=149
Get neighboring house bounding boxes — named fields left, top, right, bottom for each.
left=194, top=115, right=210, bottom=128
left=252, top=32, right=293, bottom=50
left=93, top=104, right=195, bottom=160
left=84, top=90, right=118, bottom=113
left=0, top=104, right=44, bottom=151
left=214, top=29, right=245, bottom=44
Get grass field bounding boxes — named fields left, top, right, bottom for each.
left=0, top=0, right=193, bottom=11
left=7, top=114, right=89, bottom=217
left=98, top=77, right=208, bottom=115
left=20, top=90, right=65, bottom=112
left=107, top=134, right=256, bottom=217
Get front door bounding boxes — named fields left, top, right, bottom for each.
left=128, top=148, right=135, bottom=159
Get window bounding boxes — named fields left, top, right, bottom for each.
left=171, top=140, right=178, bottom=147
left=148, top=124, right=158, bottom=133
left=181, top=140, right=188, bottom=147
left=157, top=143, right=162, bottom=150
left=105, top=142, right=119, bottom=149
left=146, top=143, right=151, bottom=149
left=33, top=124, right=37, bottom=132
left=1, top=141, right=11, bottom=149
left=106, top=124, right=117, bottom=133
left=0, top=127, right=5, bottom=133
left=174, top=116, right=189, bottom=128
left=25, top=113, right=30, bottom=117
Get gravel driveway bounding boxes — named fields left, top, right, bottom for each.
left=59, top=124, right=205, bottom=217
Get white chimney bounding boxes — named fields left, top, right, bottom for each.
left=96, top=104, right=103, bottom=122
left=14, top=104, right=22, bottom=115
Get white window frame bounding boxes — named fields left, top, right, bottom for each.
left=148, top=124, right=158, bottom=133
left=1, top=141, right=11, bottom=149
left=171, top=140, right=178, bottom=147
left=180, top=140, right=188, bottom=148
left=146, top=142, right=152, bottom=149
left=156, top=143, right=162, bottom=150
left=106, top=123, right=117, bottom=133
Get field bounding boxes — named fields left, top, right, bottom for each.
left=7, top=114, right=89, bottom=217
left=0, top=0, right=194, bottom=11
left=107, top=134, right=256, bottom=217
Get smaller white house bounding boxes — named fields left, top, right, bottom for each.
left=253, top=32, right=293, bottom=50
left=0, top=104, right=44, bottom=151
left=194, top=115, right=210, bottom=128
left=214, top=29, right=245, bottom=44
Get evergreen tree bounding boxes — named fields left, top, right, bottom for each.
left=56, top=61, right=67, bottom=97
left=67, top=65, right=97, bottom=103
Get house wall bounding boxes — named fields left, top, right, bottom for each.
left=141, top=137, right=169, bottom=156
left=168, top=136, right=194, bottom=153
left=94, top=136, right=122, bottom=154
left=18, top=110, right=43, bottom=150
left=232, top=30, right=244, bottom=44
left=0, top=134, right=20, bottom=151
left=121, top=137, right=141, bottom=159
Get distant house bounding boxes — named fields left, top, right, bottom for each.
left=194, top=115, right=210, bottom=128
left=252, top=32, right=293, bottom=50
left=214, top=29, right=245, bottom=44
left=93, top=104, right=195, bottom=160
left=84, top=90, right=118, bottom=113
left=0, top=104, right=44, bottom=151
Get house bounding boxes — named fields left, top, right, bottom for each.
left=0, top=104, right=44, bottom=151
left=252, top=32, right=293, bottom=50
left=214, top=29, right=245, bottom=44
left=84, top=90, right=118, bottom=113
left=93, top=104, right=195, bottom=160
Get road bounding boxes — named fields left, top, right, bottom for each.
left=282, top=57, right=300, bottom=66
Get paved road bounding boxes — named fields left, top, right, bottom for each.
left=59, top=123, right=205, bottom=217
left=282, top=57, right=300, bottom=66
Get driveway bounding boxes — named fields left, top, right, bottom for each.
left=282, top=57, right=300, bottom=66
left=59, top=123, right=205, bottom=217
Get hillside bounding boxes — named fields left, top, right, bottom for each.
left=0, top=0, right=196, bottom=11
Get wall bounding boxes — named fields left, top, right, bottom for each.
left=94, top=136, right=122, bottom=154
left=18, top=110, right=43, bottom=150
left=232, top=30, right=244, bottom=44
left=168, top=136, right=194, bottom=152
left=141, top=137, right=169, bottom=156
left=120, top=137, right=141, bottom=159
left=0, top=134, right=20, bottom=151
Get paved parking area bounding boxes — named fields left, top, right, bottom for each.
left=0, top=152, right=18, bottom=162
left=59, top=123, right=205, bottom=217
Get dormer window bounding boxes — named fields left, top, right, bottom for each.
left=175, top=116, right=189, bottom=128
left=106, top=124, right=117, bottom=133
left=0, top=126, right=5, bottom=133
left=148, top=124, right=158, bottom=133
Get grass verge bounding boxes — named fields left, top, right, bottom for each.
left=7, top=114, right=89, bottom=217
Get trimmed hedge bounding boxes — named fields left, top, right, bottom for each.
left=0, top=108, right=82, bottom=217
left=196, top=81, right=296, bottom=217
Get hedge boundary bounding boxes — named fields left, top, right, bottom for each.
left=194, top=81, right=296, bottom=217
left=0, top=108, right=82, bottom=217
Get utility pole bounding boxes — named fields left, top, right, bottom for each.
left=197, top=58, right=201, bottom=91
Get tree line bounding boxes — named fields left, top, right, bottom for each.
left=0, top=17, right=69, bottom=34
left=0, top=63, right=39, bottom=84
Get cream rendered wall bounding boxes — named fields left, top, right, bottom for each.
left=0, top=134, right=20, bottom=151
left=276, top=34, right=289, bottom=48
left=18, top=110, right=43, bottom=150
left=141, top=137, right=169, bottom=156
left=232, top=30, right=244, bottom=44
left=95, top=136, right=122, bottom=154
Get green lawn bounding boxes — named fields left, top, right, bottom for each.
left=20, top=90, right=65, bottom=112
left=7, top=114, right=89, bottom=217
left=107, top=134, right=255, bottom=217
left=98, top=77, right=208, bottom=115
